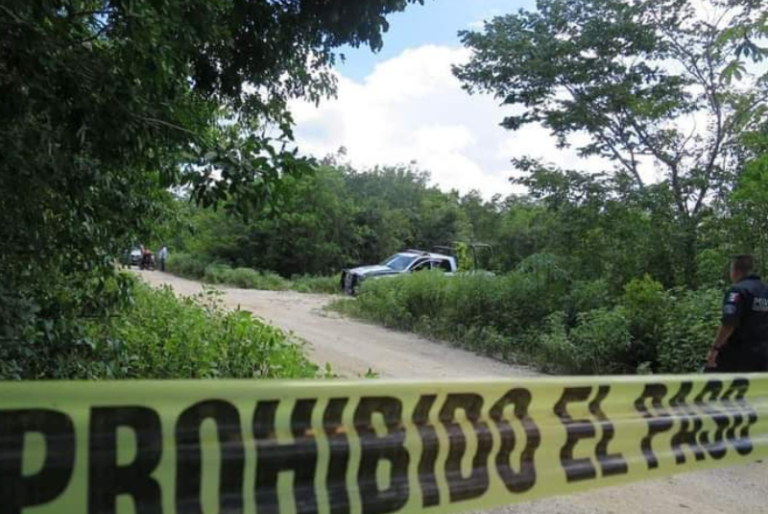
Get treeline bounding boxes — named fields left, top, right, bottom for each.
left=169, top=0, right=768, bottom=299
left=173, top=156, right=766, bottom=294
left=172, top=162, right=474, bottom=277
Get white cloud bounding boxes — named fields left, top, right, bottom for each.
left=467, top=6, right=506, bottom=32
left=467, top=20, right=485, bottom=30
left=290, top=45, right=624, bottom=198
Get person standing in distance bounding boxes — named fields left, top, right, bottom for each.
left=158, top=245, right=169, bottom=272
left=707, top=255, right=768, bottom=372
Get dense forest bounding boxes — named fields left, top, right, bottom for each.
left=172, top=150, right=768, bottom=293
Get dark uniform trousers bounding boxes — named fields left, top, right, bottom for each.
left=717, top=274, right=768, bottom=373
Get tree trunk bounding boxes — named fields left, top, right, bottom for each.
left=679, top=215, right=699, bottom=289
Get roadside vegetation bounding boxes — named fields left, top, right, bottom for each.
left=330, top=270, right=720, bottom=375
left=167, top=253, right=340, bottom=294
left=172, top=139, right=763, bottom=374
left=1, top=277, right=317, bottom=380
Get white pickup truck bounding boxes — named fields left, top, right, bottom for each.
left=341, top=250, right=458, bottom=295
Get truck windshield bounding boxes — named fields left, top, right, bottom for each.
left=382, top=254, right=417, bottom=271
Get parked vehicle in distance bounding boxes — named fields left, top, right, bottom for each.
left=341, top=250, right=457, bottom=295
left=129, top=248, right=142, bottom=267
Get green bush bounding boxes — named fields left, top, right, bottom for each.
left=355, top=277, right=415, bottom=329
left=569, top=308, right=632, bottom=374
left=332, top=270, right=723, bottom=374
left=537, top=308, right=632, bottom=374
left=439, top=274, right=509, bottom=351
left=346, top=270, right=569, bottom=360
left=291, top=275, right=341, bottom=294
left=168, top=253, right=339, bottom=293
left=493, top=271, right=569, bottom=336
left=458, top=326, right=516, bottom=361
left=537, top=312, right=575, bottom=372
left=622, top=275, right=669, bottom=367
left=199, top=264, right=291, bottom=290
left=203, top=263, right=231, bottom=284
left=0, top=271, right=136, bottom=379
left=696, top=248, right=730, bottom=289
left=50, top=283, right=318, bottom=379
left=658, top=288, right=721, bottom=373
left=566, top=279, right=612, bottom=316
left=167, top=253, right=210, bottom=279
left=221, top=268, right=287, bottom=290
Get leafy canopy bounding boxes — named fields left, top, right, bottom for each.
left=455, top=0, right=768, bottom=218
left=0, top=0, right=425, bottom=347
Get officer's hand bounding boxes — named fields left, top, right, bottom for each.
left=707, top=347, right=719, bottom=369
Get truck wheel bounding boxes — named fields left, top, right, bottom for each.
left=343, top=274, right=358, bottom=296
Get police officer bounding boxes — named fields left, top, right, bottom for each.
left=707, top=255, right=768, bottom=372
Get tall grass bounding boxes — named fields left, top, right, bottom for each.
left=167, top=253, right=339, bottom=294
left=329, top=270, right=721, bottom=375
left=18, top=282, right=319, bottom=379
left=204, top=264, right=292, bottom=290
left=290, top=275, right=340, bottom=294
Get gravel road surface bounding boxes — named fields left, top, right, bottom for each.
left=137, top=270, right=768, bottom=514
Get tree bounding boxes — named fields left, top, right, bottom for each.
left=454, top=0, right=768, bottom=285
left=243, top=165, right=362, bottom=276
left=180, top=163, right=474, bottom=276
left=460, top=191, right=503, bottom=243
left=0, top=0, right=426, bottom=352
left=726, top=126, right=768, bottom=273
left=511, top=161, right=682, bottom=289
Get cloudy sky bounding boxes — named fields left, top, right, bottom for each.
left=289, top=0, right=623, bottom=198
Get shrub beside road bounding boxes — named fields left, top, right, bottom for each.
left=168, top=253, right=340, bottom=294
left=0, top=278, right=317, bottom=380
left=165, top=250, right=721, bottom=376
left=330, top=270, right=720, bottom=375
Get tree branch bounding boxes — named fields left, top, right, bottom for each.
left=131, top=114, right=199, bottom=137
left=0, top=5, right=25, bottom=25
left=604, top=120, right=645, bottom=188
left=629, top=119, right=689, bottom=216
left=560, top=84, right=645, bottom=187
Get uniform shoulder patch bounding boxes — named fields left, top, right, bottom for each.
left=728, top=292, right=741, bottom=304
left=753, top=297, right=768, bottom=312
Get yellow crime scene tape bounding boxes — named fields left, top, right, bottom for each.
left=1, top=374, right=766, bottom=514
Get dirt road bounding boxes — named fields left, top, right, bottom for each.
left=137, top=270, right=536, bottom=378
left=138, top=271, right=768, bottom=514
